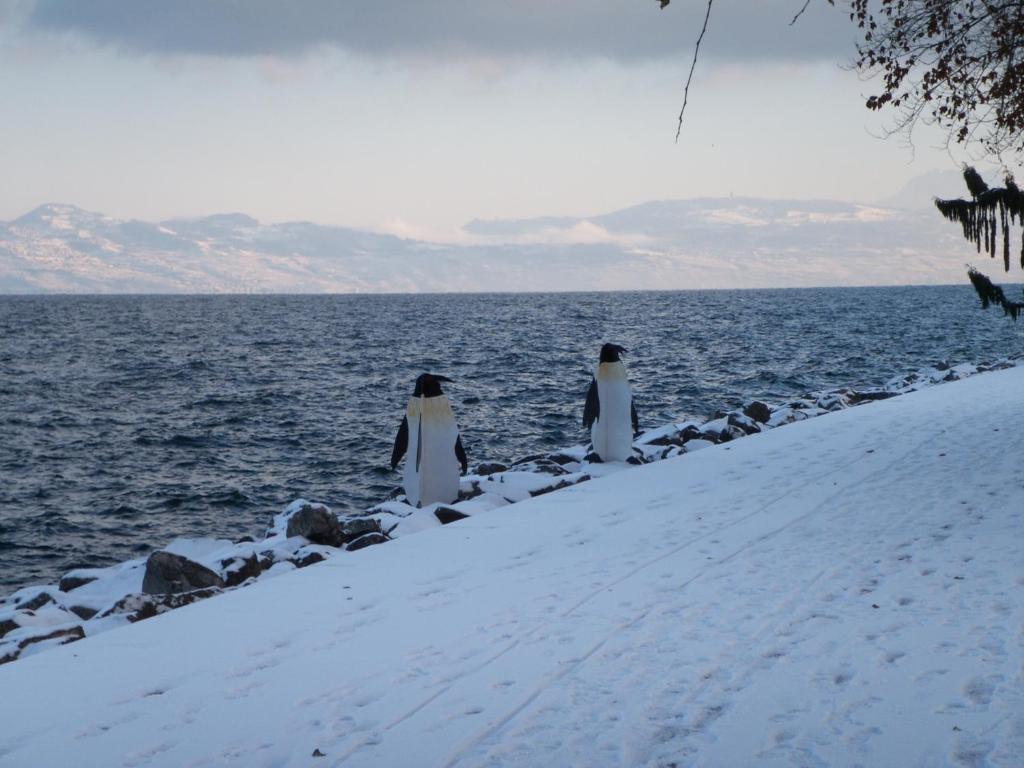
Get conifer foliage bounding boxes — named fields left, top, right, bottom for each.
left=937, top=166, right=1024, bottom=320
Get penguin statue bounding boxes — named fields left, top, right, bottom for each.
left=583, top=343, right=638, bottom=462
left=390, top=373, right=468, bottom=507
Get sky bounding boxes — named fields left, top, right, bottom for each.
left=0, top=0, right=976, bottom=237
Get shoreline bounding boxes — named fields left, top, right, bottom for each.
left=1, top=360, right=1021, bottom=765
left=1, top=356, right=1018, bottom=666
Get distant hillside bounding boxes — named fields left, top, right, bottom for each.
left=0, top=197, right=975, bottom=293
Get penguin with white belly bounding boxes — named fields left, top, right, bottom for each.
left=390, top=373, right=468, bottom=507
left=583, top=344, right=638, bottom=462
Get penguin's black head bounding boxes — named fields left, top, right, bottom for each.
left=599, top=344, right=627, bottom=363
left=413, top=373, right=453, bottom=397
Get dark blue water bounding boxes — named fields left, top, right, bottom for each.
left=1, top=286, right=1022, bottom=592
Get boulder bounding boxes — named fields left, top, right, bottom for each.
left=340, top=518, right=384, bottom=544
left=290, top=551, right=326, bottom=569
left=458, top=481, right=484, bottom=502
left=220, top=554, right=262, bottom=587
left=547, top=453, right=581, bottom=466
left=142, top=551, right=226, bottom=595
left=742, top=401, right=772, bottom=424
left=529, top=475, right=591, bottom=497
left=1, top=625, right=86, bottom=666
left=435, top=507, right=470, bottom=524
left=100, top=589, right=222, bottom=623
left=286, top=504, right=346, bottom=547
left=680, top=425, right=706, bottom=443
left=58, top=575, right=97, bottom=593
left=473, top=462, right=508, bottom=476
left=69, top=605, right=98, bottom=621
left=727, top=412, right=761, bottom=436
left=510, top=453, right=547, bottom=466
left=17, top=593, right=54, bottom=611
left=848, top=390, right=896, bottom=404
left=0, top=619, right=17, bottom=639
left=508, top=458, right=569, bottom=476
left=346, top=533, right=389, bottom=552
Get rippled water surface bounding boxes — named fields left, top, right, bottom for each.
left=2, top=287, right=1022, bottom=592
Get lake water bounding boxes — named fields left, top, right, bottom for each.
left=2, top=286, right=1022, bottom=592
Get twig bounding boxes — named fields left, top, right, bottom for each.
left=790, top=0, right=812, bottom=25
left=676, top=0, right=715, bottom=142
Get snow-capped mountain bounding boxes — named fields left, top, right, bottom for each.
left=0, top=196, right=974, bottom=293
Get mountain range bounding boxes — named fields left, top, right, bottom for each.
left=0, top=186, right=982, bottom=293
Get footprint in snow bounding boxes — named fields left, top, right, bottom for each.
left=963, top=675, right=1001, bottom=707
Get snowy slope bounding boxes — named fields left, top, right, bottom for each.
left=0, top=367, right=1021, bottom=767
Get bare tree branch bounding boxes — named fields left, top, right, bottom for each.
left=789, top=0, right=813, bottom=26
left=675, top=0, right=715, bottom=143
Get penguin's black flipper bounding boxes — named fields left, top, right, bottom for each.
left=454, top=435, right=468, bottom=474
left=631, top=401, right=639, bottom=435
left=583, top=378, right=599, bottom=429
left=390, top=416, right=409, bottom=469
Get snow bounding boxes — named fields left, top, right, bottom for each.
left=0, top=365, right=1022, bottom=766
left=1, top=198, right=973, bottom=293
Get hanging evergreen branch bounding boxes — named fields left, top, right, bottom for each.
left=966, top=266, right=1024, bottom=320
left=935, top=166, right=1024, bottom=272
left=937, top=166, right=1024, bottom=322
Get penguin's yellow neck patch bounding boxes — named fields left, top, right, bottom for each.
left=408, top=394, right=453, bottom=421
left=597, top=361, right=627, bottom=382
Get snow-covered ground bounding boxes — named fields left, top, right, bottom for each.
left=1, top=365, right=1022, bottom=767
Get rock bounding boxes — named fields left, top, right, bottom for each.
left=646, top=435, right=683, bottom=447
left=511, top=453, right=547, bottom=466
left=715, top=427, right=739, bottom=443
left=0, top=625, right=86, bottom=666
left=220, top=554, right=262, bottom=587
left=0, top=619, right=17, bottom=639
left=58, top=575, right=97, bottom=593
left=458, top=481, right=484, bottom=502
left=727, top=412, right=761, bottom=435
left=17, top=593, right=54, bottom=611
left=742, top=401, right=772, bottom=424
left=100, top=589, right=222, bottom=622
left=547, top=453, right=580, bottom=466
left=529, top=475, right=590, bottom=497
left=233, top=535, right=255, bottom=544
left=508, top=458, right=568, bottom=476
left=473, top=462, right=508, bottom=476
left=290, top=551, right=326, bottom=569
left=340, top=518, right=384, bottom=544
left=849, top=390, right=896, bottom=404
left=69, top=605, right=98, bottom=621
left=346, top=533, right=389, bottom=552
left=435, top=507, right=469, bottom=524
left=142, top=551, right=226, bottom=595
left=680, top=425, right=705, bottom=443
left=286, top=504, right=346, bottom=547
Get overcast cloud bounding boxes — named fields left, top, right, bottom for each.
left=22, top=0, right=855, bottom=63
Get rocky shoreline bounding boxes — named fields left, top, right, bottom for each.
left=1, top=359, right=1017, bottom=666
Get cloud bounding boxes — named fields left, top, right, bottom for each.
left=21, top=0, right=856, bottom=64
left=379, top=217, right=653, bottom=250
